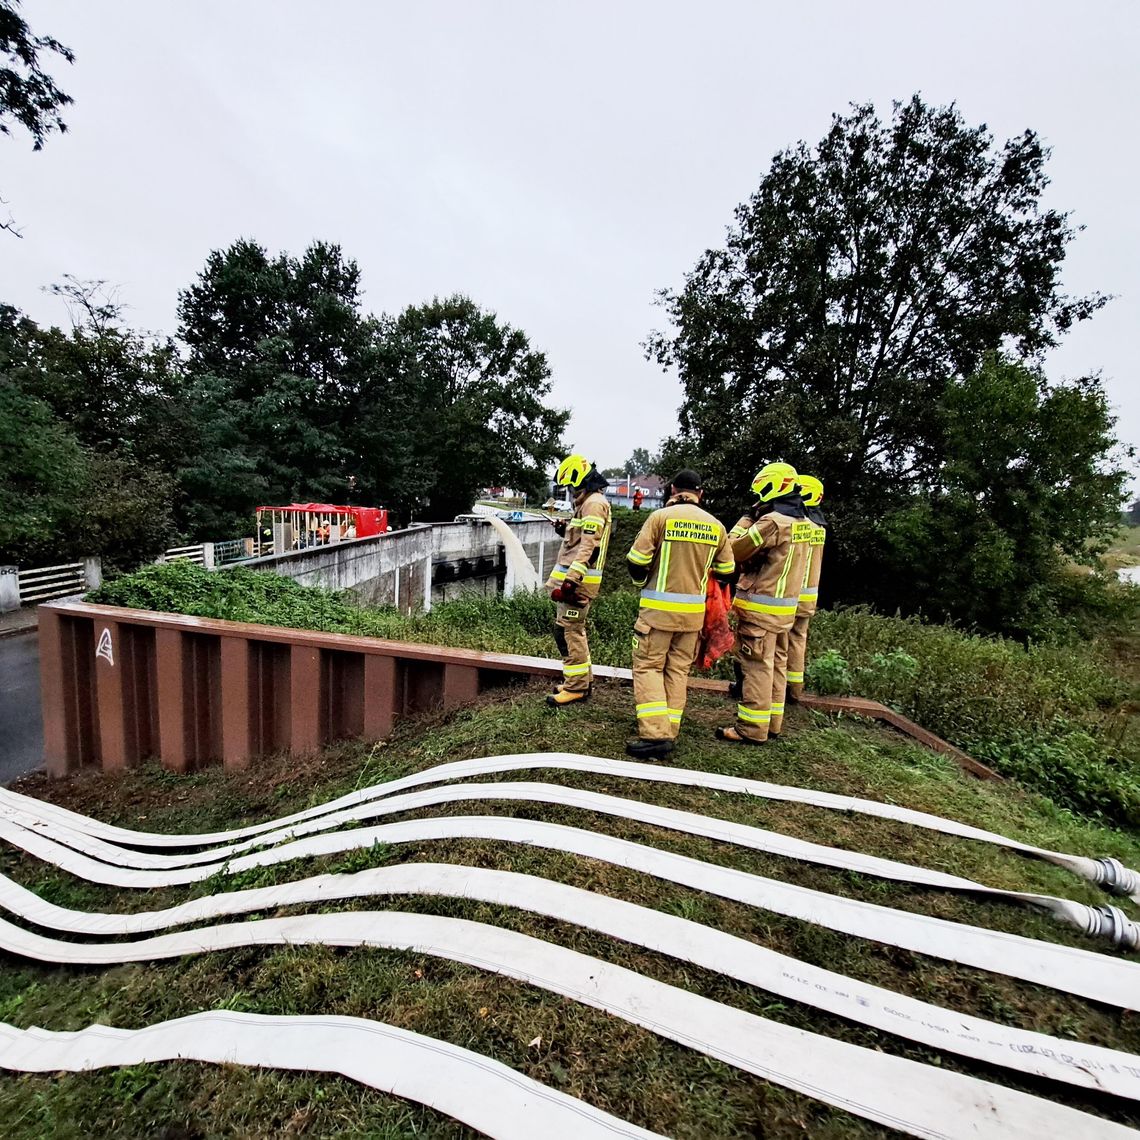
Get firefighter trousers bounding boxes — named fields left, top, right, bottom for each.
left=786, top=613, right=811, bottom=700
left=734, top=627, right=789, bottom=742
left=554, top=597, right=593, bottom=692
left=631, top=621, right=701, bottom=740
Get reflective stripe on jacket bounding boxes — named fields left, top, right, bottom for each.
left=796, top=506, right=827, bottom=616
left=546, top=490, right=611, bottom=600
left=731, top=505, right=812, bottom=634
left=627, top=494, right=734, bottom=631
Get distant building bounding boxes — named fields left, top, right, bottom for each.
left=605, top=473, right=664, bottom=510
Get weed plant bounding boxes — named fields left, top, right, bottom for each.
left=92, top=561, right=1139, bottom=827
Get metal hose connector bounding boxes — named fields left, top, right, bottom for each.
left=1091, top=857, right=1140, bottom=898
left=1079, top=904, right=1140, bottom=951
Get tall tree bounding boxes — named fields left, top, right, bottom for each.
left=647, top=96, right=1120, bottom=632
left=1, top=0, right=74, bottom=234
left=877, top=354, right=1129, bottom=635
left=624, top=447, right=659, bottom=475
left=177, top=240, right=366, bottom=512
left=353, top=296, right=568, bottom=522
left=0, top=304, right=176, bottom=568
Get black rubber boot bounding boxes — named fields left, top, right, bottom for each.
left=728, top=659, right=744, bottom=701
left=624, top=737, right=675, bottom=762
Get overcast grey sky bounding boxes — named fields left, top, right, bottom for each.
left=4, top=0, right=1137, bottom=481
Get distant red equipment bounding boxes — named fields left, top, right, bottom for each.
left=256, top=503, right=389, bottom=553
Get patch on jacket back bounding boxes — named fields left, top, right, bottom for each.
left=664, top=519, right=719, bottom=544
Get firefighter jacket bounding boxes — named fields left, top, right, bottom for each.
left=730, top=493, right=812, bottom=634
left=796, top=505, right=828, bottom=617
left=627, top=492, right=735, bottom=632
left=546, top=490, right=611, bottom=600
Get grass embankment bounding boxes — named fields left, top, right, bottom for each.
left=1105, top=525, right=1140, bottom=573
left=91, top=557, right=1140, bottom=828
left=2, top=684, right=1139, bottom=1138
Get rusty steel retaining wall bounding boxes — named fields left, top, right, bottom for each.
left=38, top=599, right=999, bottom=781
left=39, top=600, right=581, bottom=777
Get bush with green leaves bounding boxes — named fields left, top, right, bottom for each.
left=91, top=564, right=1139, bottom=827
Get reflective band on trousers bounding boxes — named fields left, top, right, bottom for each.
left=668, top=709, right=683, bottom=724
left=734, top=592, right=797, bottom=615
left=787, top=671, right=804, bottom=683
left=563, top=662, right=591, bottom=677
left=639, top=588, right=705, bottom=613
left=636, top=702, right=668, bottom=719
left=737, top=705, right=770, bottom=724
left=800, top=587, right=819, bottom=596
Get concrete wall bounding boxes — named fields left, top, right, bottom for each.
left=244, top=526, right=433, bottom=613
left=241, top=518, right=560, bottom=612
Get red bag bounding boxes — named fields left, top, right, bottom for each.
left=697, top=580, right=735, bottom=671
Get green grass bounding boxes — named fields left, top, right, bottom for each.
left=1, top=686, right=1138, bottom=1137
left=90, top=557, right=1140, bottom=827
left=1104, top=525, right=1140, bottom=572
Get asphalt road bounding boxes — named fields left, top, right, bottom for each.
left=0, top=632, right=43, bottom=784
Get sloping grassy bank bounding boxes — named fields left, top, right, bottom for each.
left=90, top=561, right=1140, bottom=828
left=1, top=686, right=1139, bottom=1138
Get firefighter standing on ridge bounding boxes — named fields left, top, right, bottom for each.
left=717, top=462, right=812, bottom=745
left=545, top=454, right=612, bottom=707
left=626, top=469, right=734, bottom=760
left=786, top=475, right=827, bottom=702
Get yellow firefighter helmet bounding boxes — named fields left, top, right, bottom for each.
left=555, top=454, right=593, bottom=488
left=796, top=474, right=824, bottom=507
left=751, top=461, right=798, bottom=502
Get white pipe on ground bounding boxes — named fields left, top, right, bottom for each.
left=4, top=782, right=1135, bottom=951
left=0, top=908, right=1134, bottom=1139
left=0, top=1009, right=663, bottom=1140
left=1, top=862, right=1136, bottom=1099
left=8, top=752, right=1132, bottom=903
left=1, top=812, right=1136, bottom=1009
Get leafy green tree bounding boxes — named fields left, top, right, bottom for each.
left=878, top=354, right=1129, bottom=636
left=353, top=295, right=568, bottom=521
left=177, top=239, right=367, bottom=511
left=624, top=447, right=660, bottom=475
left=0, top=381, right=87, bottom=563
left=0, top=301, right=178, bottom=566
left=1, top=0, right=74, bottom=234
left=647, top=95, right=1120, bottom=632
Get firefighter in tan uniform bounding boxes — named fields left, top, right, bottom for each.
left=716, top=462, right=812, bottom=745
left=545, top=454, right=612, bottom=707
left=626, top=469, right=734, bottom=760
left=786, top=475, right=827, bottom=702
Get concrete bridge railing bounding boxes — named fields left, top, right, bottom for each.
left=241, top=518, right=558, bottom=612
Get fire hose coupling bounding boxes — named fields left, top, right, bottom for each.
left=1090, top=856, right=1140, bottom=898
left=1075, top=904, right=1140, bottom=951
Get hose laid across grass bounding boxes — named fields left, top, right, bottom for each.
left=0, top=1009, right=663, bottom=1140
left=1, top=861, right=1136, bottom=1100
left=5, top=752, right=1134, bottom=901
left=2, top=812, right=1137, bottom=1009
left=4, top=782, right=1135, bottom=951
left=0, top=907, right=1134, bottom=1140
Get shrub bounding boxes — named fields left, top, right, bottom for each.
left=91, top=565, right=1140, bottom=827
